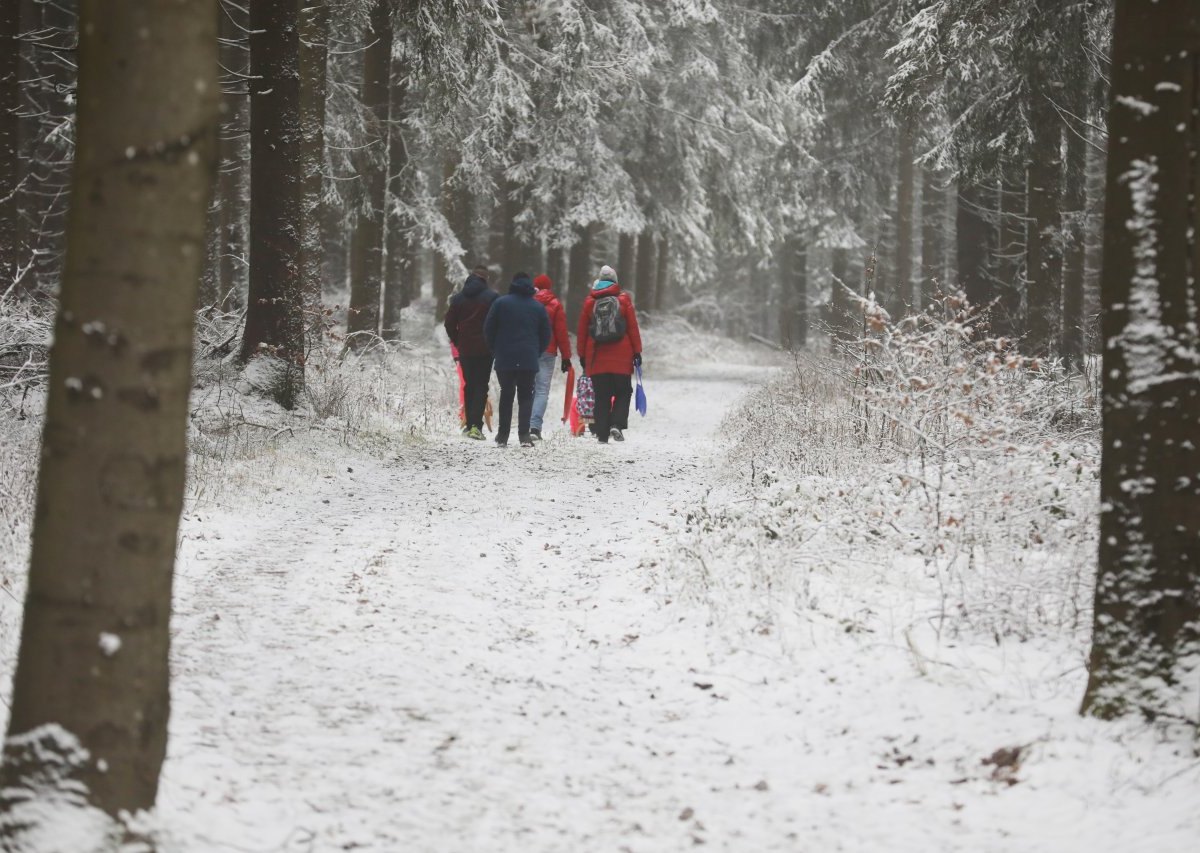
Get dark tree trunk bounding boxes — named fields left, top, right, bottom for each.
left=635, top=227, right=655, bottom=307
left=1, top=0, right=21, bottom=294
left=895, top=115, right=916, bottom=315
left=779, top=237, right=807, bottom=349
left=346, top=0, right=392, bottom=344
left=920, top=166, right=945, bottom=308
left=1060, top=22, right=1089, bottom=371
left=216, top=0, right=250, bottom=310
left=242, top=0, right=306, bottom=408
left=995, top=169, right=1026, bottom=338
left=433, top=160, right=454, bottom=319
left=382, top=74, right=414, bottom=339
left=20, top=0, right=77, bottom=296
left=829, top=246, right=853, bottom=348
left=567, top=224, right=594, bottom=324
left=487, top=176, right=505, bottom=273
left=300, top=1, right=330, bottom=332
left=1026, top=91, right=1064, bottom=358
left=547, top=245, right=566, bottom=294
left=0, top=0, right=217, bottom=823
left=501, top=178, right=534, bottom=278
left=1081, top=0, right=1200, bottom=723
left=618, top=232, right=635, bottom=288
left=654, top=235, right=669, bottom=312
left=956, top=181, right=994, bottom=311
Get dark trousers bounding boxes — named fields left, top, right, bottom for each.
left=495, top=369, right=536, bottom=440
left=460, top=355, right=493, bottom=430
left=591, top=373, right=632, bottom=439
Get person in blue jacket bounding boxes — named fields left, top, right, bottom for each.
left=483, top=272, right=551, bottom=447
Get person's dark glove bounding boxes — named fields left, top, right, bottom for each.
left=632, top=353, right=642, bottom=368
left=561, top=358, right=571, bottom=373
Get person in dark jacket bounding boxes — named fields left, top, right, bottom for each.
left=484, top=272, right=551, bottom=447
left=443, top=266, right=498, bottom=440
left=577, top=264, right=643, bottom=443
left=529, top=273, right=573, bottom=440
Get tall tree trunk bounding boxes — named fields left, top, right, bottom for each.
left=21, top=0, right=77, bottom=296
left=1, top=0, right=21, bottom=294
left=382, top=74, right=413, bottom=339
left=995, top=168, right=1025, bottom=338
left=654, top=235, right=669, bottom=312
left=956, top=181, right=994, bottom=311
left=895, top=115, right=916, bottom=315
left=779, top=237, right=807, bottom=349
left=433, top=160, right=454, bottom=319
left=635, top=227, right=655, bottom=307
left=242, top=0, right=305, bottom=408
left=218, top=2, right=250, bottom=311
left=346, top=0, right=392, bottom=344
left=829, top=246, right=852, bottom=348
left=300, top=1, right=330, bottom=335
left=618, top=232, right=635, bottom=288
left=1081, top=0, right=1200, bottom=723
left=0, top=0, right=217, bottom=823
left=920, top=166, right=945, bottom=309
left=487, top=175, right=505, bottom=273
left=1026, top=91, right=1064, bottom=358
left=547, top=245, right=566, bottom=294
left=1060, top=18, right=1089, bottom=371
left=501, top=178, right=533, bottom=278
left=567, top=224, right=594, bottom=325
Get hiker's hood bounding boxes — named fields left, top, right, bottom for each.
left=462, top=274, right=489, bottom=298
left=533, top=274, right=554, bottom=291
left=533, top=287, right=558, bottom=307
left=589, top=280, right=621, bottom=298
left=509, top=274, right=536, bottom=296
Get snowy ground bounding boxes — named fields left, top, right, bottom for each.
left=150, top=356, right=1198, bottom=852
left=1, top=322, right=1197, bottom=851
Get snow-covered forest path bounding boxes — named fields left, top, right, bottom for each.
left=163, top=370, right=790, bottom=851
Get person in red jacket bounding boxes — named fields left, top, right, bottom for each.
left=577, top=264, right=643, bottom=443
left=529, top=274, right=572, bottom=440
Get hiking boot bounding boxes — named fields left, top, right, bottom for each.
left=466, top=426, right=485, bottom=440
left=610, top=428, right=624, bottom=442
left=495, top=434, right=509, bottom=447
left=529, top=428, right=542, bottom=441
left=519, top=434, right=534, bottom=448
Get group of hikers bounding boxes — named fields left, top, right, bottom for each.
left=443, top=263, right=644, bottom=448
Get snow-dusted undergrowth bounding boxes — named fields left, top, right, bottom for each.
left=186, top=301, right=461, bottom=507
left=665, top=294, right=1101, bottom=648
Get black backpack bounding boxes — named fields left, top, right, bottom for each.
left=589, top=295, right=626, bottom=344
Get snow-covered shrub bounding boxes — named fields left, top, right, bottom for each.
left=186, top=300, right=460, bottom=504
left=670, top=293, right=1101, bottom=645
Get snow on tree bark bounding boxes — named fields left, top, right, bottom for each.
left=1082, top=0, right=1200, bottom=725
left=0, top=0, right=217, bottom=821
